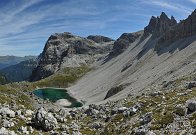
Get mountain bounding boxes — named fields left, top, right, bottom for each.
left=0, top=55, right=37, bottom=69
left=67, top=11, right=196, bottom=105
left=30, top=11, right=196, bottom=104
left=0, top=59, right=37, bottom=82
left=0, top=10, right=196, bottom=135
left=30, top=32, right=114, bottom=81
left=144, top=12, right=177, bottom=37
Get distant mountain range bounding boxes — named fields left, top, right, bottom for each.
left=0, top=55, right=37, bottom=69
left=0, top=56, right=37, bottom=83
left=0, top=59, right=37, bottom=82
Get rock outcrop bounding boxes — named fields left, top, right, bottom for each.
left=144, top=12, right=177, bottom=37
left=158, top=10, right=196, bottom=43
left=186, top=99, right=196, bottom=114
left=31, top=107, right=58, bottom=131
left=30, top=32, right=114, bottom=81
left=87, top=35, right=114, bottom=43
left=104, top=85, right=124, bottom=99
left=109, top=32, right=141, bottom=57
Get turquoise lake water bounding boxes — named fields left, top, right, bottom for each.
left=33, top=88, right=82, bottom=108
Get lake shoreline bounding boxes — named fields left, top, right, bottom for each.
left=33, top=87, right=83, bottom=108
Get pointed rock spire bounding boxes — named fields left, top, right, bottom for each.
left=144, top=12, right=177, bottom=37
left=158, top=9, right=196, bottom=44
left=160, top=12, right=169, bottom=20
left=171, top=16, right=177, bottom=26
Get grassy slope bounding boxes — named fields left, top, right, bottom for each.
left=0, top=66, right=91, bottom=109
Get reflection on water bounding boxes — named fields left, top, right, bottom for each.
left=33, top=88, right=82, bottom=108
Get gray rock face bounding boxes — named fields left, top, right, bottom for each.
left=118, top=107, right=128, bottom=113
left=0, top=107, right=15, bottom=118
left=186, top=99, right=196, bottom=114
left=31, top=107, right=58, bottom=131
left=144, top=12, right=177, bottom=37
left=18, top=126, right=29, bottom=134
left=0, top=127, right=16, bottom=135
left=186, top=81, right=196, bottom=89
left=135, top=128, right=146, bottom=135
left=140, top=112, right=152, bottom=125
left=104, top=85, right=124, bottom=99
left=87, top=35, right=114, bottom=43
left=158, top=10, right=196, bottom=43
left=109, top=32, right=140, bottom=57
left=2, top=120, right=15, bottom=128
left=31, top=32, right=114, bottom=81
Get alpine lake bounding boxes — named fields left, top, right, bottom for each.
left=33, top=87, right=83, bottom=108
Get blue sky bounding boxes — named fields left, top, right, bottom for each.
left=0, top=0, right=195, bottom=56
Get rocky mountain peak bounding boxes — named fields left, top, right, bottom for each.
left=144, top=12, right=177, bottom=36
left=157, top=9, right=196, bottom=45
left=30, top=32, right=114, bottom=81
left=171, top=15, right=177, bottom=25
left=48, top=32, right=75, bottom=41
left=109, top=32, right=141, bottom=57
left=160, top=12, right=169, bottom=20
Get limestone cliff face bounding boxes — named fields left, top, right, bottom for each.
left=154, top=10, right=196, bottom=51
left=158, top=10, right=196, bottom=43
left=144, top=12, right=177, bottom=37
left=109, top=32, right=141, bottom=58
left=108, top=12, right=177, bottom=58
left=31, top=32, right=114, bottom=81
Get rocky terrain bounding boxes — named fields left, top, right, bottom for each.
left=31, top=33, right=114, bottom=81
left=0, top=9, right=195, bottom=135
left=0, top=74, right=195, bottom=134
left=87, top=35, right=114, bottom=43
left=68, top=11, right=196, bottom=105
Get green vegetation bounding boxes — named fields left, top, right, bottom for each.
left=174, top=106, right=185, bottom=116
left=80, top=127, right=96, bottom=135
left=10, top=118, right=26, bottom=132
left=32, top=66, right=91, bottom=88
left=153, top=112, right=174, bottom=128
left=0, top=73, right=8, bottom=84
left=0, top=66, right=91, bottom=109
left=111, top=114, right=124, bottom=123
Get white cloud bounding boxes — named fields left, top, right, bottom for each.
left=142, top=0, right=192, bottom=14
left=0, top=0, right=194, bottom=56
left=189, top=0, right=196, bottom=4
